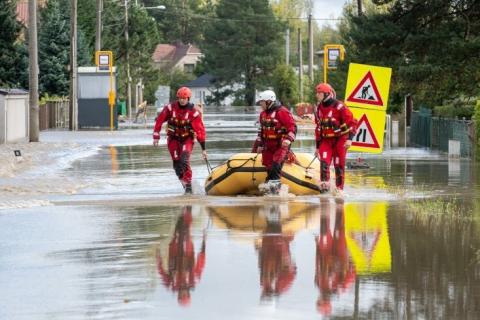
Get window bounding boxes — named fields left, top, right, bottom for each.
left=184, top=64, right=194, bottom=73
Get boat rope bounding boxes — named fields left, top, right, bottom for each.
left=224, top=153, right=261, bottom=184
left=204, top=158, right=213, bottom=174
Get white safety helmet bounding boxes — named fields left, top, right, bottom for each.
left=257, top=90, right=276, bottom=103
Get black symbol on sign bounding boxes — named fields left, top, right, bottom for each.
left=14, top=150, right=22, bottom=157
left=355, top=128, right=367, bottom=143
left=361, top=85, right=374, bottom=100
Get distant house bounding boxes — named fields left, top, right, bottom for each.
left=182, top=74, right=214, bottom=105
left=182, top=74, right=242, bottom=106
left=16, top=0, right=47, bottom=27
left=152, top=42, right=202, bottom=74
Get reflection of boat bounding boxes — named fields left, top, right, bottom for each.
left=208, top=202, right=319, bottom=234
left=205, top=153, right=321, bottom=195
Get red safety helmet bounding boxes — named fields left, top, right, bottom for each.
left=176, top=87, right=192, bottom=99
left=315, top=83, right=336, bottom=100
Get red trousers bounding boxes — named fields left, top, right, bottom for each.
left=167, top=137, right=194, bottom=184
left=262, top=140, right=289, bottom=181
left=317, top=135, right=348, bottom=190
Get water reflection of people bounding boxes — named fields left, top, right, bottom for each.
left=256, top=205, right=297, bottom=299
left=315, top=199, right=355, bottom=315
left=156, top=206, right=206, bottom=306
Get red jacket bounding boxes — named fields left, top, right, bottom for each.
left=315, top=99, right=356, bottom=142
left=252, top=103, right=296, bottom=152
left=153, top=101, right=206, bottom=143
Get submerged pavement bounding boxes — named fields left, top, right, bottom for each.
left=1, top=106, right=480, bottom=319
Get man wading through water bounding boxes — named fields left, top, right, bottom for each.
left=153, top=87, right=207, bottom=194
left=252, top=90, right=296, bottom=195
left=314, top=83, right=357, bottom=196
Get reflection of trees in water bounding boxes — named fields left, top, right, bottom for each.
left=386, top=203, right=480, bottom=319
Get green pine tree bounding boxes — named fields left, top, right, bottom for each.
left=38, top=0, right=90, bottom=96
left=201, top=0, right=285, bottom=105
left=0, top=0, right=28, bottom=88
left=340, top=0, right=480, bottom=108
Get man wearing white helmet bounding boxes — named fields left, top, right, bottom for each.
left=252, top=90, right=296, bottom=195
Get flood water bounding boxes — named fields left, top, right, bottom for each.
left=1, top=106, right=480, bottom=319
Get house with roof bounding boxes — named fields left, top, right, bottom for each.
left=182, top=74, right=242, bottom=106
left=16, top=0, right=47, bottom=27
left=152, top=42, right=202, bottom=74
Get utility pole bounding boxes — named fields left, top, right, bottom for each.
left=285, top=28, right=290, bottom=65
left=124, top=0, right=132, bottom=122
left=298, top=28, right=303, bottom=102
left=357, top=0, right=363, bottom=16
left=308, top=13, right=314, bottom=81
left=28, top=0, right=39, bottom=142
left=69, top=0, right=78, bottom=131
left=95, top=0, right=103, bottom=51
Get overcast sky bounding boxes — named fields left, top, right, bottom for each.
left=312, top=0, right=348, bottom=25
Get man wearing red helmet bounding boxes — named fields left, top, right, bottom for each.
left=252, top=90, right=296, bottom=195
left=314, top=83, right=357, bottom=195
left=153, top=86, right=207, bottom=194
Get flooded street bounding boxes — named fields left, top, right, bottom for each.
left=1, top=106, right=480, bottom=319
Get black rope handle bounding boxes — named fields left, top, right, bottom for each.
left=305, top=154, right=318, bottom=171
left=205, top=158, right=213, bottom=174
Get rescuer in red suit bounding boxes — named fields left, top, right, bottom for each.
left=153, top=86, right=207, bottom=194
left=156, top=206, right=206, bottom=306
left=256, top=205, right=297, bottom=298
left=315, top=199, right=356, bottom=315
left=314, top=83, right=357, bottom=195
left=252, top=90, right=296, bottom=195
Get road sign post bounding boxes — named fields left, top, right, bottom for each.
left=323, top=44, right=345, bottom=83
left=345, top=63, right=392, bottom=153
left=95, top=50, right=115, bottom=130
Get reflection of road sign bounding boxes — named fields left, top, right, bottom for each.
left=346, top=71, right=383, bottom=106
left=350, top=108, right=386, bottom=153
left=345, top=202, right=391, bottom=275
left=345, top=63, right=392, bottom=111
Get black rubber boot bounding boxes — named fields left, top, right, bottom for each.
left=184, top=183, right=192, bottom=195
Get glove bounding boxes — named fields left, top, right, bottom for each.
left=153, top=132, right=160, bottom=146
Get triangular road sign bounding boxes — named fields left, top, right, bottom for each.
left=347, top=71, right=384, bottom=106
left=352, top=114, right=380, bottom=148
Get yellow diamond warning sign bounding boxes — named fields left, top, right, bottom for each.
left=345, top=63, right=392, bottom=111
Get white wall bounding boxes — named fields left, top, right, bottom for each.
left=0, top=95, right=5, bottom=143
left=5, top=95, right=29, bottom=143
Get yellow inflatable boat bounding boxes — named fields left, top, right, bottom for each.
left=204, top=153, right=321, bottom=195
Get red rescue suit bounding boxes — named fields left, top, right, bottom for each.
left=252, top=103, right=296, bottom=181
left=315, top=201, right=355, bottom=315
left=315, top=99, right=356, bottom=190
left=156, top=206, right=206, bottom=306
left=257, top=211, right=296, bottom=298
left=153, top=101, right=206, bottom=186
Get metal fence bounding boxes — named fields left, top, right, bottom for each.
left=410, top=108, right=474, bottom=157
left=39, top=99, right=69, bottom=130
